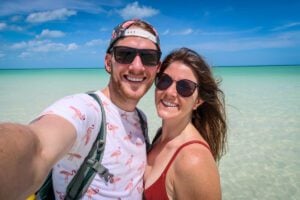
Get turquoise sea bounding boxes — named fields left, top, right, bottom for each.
left=0, top=66, right=299, bottom=199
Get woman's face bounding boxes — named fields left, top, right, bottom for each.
left=155, top=61, right=202, bottom=121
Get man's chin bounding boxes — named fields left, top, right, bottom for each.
left=124, top=88, right=146, bottom=100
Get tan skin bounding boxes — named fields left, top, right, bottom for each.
left=0, top=32, right=160, bottom=199
left=144, top=62, right=221, bottom=200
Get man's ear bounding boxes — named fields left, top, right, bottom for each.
left=193, top=98, right=203, bottom=110
left=105, top=54, right=112, bottom=74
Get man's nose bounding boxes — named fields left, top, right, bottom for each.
left=128, top=54, right=145, bottom=71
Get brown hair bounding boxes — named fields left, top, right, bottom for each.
left=157, top=47, right=227, bottom=161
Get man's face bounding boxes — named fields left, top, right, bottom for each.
left=106, top=36, right=160, bottom=103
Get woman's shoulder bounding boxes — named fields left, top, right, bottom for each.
left=173, top=140, right=216, bottom=174
left=170, top=140, right=221, bottom=199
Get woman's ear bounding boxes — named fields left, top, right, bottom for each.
left=105, top=54, right=112, bottom=74
left=193, top=98, right=203, bottom=110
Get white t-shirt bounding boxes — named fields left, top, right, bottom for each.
left=39, top=91, right=147, bottom=200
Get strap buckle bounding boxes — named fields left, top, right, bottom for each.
left=86, top=158, right=114, bottom=183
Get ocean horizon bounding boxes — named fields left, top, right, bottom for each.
left=0, top=65, right=299, bottom=199
left=1, top=64, right=300, bottom=70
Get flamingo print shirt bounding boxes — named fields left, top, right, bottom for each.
left=39, top=91, right=147, bottom=200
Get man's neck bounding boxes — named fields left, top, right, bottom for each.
left=101, top=87, right=138, bottom=112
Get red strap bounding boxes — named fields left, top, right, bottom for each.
left=164, top=140, right=211, bottom=174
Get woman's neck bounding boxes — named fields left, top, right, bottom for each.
left=160, top=117, right=192, bottom=143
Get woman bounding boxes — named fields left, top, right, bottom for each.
left=144, top=48, right=227, bottom=200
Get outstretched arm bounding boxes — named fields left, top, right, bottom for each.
left=0, top=114, right=76, bottom=200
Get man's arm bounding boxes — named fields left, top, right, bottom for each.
left=0, top=114, right=76, bottom=200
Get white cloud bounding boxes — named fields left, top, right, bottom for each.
left=271, top=22, right=300, bottom=31
left=37, top=29, right=65, bottom=38
left=67, top=43, right=78, bottom=51
left=176, top=28, right=193, bottom=35
left=165, top=28, right=193, bottom=36
left=99, top=27, right=109, bottom=32
left=0, top=22, right=24, bottom=32
left=26, top=8, right=76, bottom=23
left=19, top=52, right=31, bottom=58
left=118, top=2, right=159, bottom=19
left=85, top=39, right=105, bottom=46
left=0, top=23, right=7, bottom=30
left=0, top=0, right=105, bottom=16
left=199, top=27, right=262, bottom=36
left=162, top=29, right=170, bottom=35
left=11, top=39, right=79, bottom=53
left=11, top=41, right=28, bottom=49
left=193, top=31, right=300, bottom=52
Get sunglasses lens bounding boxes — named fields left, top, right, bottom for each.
left=155, top=73, right=198, bottom=97
left=114, top=47, right=136, bottom=64
left=113, top=46, right=160, bottom=66
left=155, top=74, right=172, bottom=90
left=177, top=80, right=197, bottom=97
left=140, top=50, right=160, bottom=66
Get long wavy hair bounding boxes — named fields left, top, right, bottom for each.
left=157, top=47, right=227, bottom=161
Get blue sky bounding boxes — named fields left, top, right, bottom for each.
left=0, top=0, right=299, bottom=68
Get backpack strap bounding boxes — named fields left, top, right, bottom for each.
left=136, top=108, right=151, bottom=152
left=65, top=92, right=112, bottom=199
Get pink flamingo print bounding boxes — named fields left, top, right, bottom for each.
left=59, top=169, right=76, bottom=183
left=107, top=122, right=119, bottom=136
left=69, top=106, right=85, bottom=120
left=102, top=101, right=111, bottom=112
left=67, top=152, right=82, bottom=161
left=55, top=191, right=65, bottom=200
left=123, top=131, right=133, bottom=141
left=111, top=176, right=122, bottom=190
left=137, top=186, right=143, bottom=194
left=125, top=154, right=134, bottom=169
left=121, top=112, right=129, bottom=120
left=110, top=146, right=121, bottom=163
left=137, top=161, right=145, bottom=174
left=87, top=102, right=99, bottom=112
left=125, top=179, right=133, bottom=191
left=135, top=138, right=144, bottom=147
left=133, top=121, right=141, bottom=129
left=83, top=124, right=95, bottom=145
left=86, top=187, right=100, bottom=200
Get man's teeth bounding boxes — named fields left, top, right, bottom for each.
left=127, top=76, right=143, bottom=82
left=162, top=100, right=177, bottom=107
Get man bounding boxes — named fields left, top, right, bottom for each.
left=0, top=19, right=161, bottom=199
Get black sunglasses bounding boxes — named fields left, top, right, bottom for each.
left=155, top=73, right=199, bottom=97
left=110, top=46, right=161, bottom=66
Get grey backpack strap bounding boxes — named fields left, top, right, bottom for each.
left=65, top=92, right=113, bottom=199
left=136, top=108, right=151, bottom=152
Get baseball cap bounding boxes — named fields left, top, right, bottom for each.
left=106, top=19, right=160, bottom=53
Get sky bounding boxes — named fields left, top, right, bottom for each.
left=0, top=0, right=299, bottom=69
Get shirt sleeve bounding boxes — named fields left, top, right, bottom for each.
left=36, top=93, right=102, bottom=141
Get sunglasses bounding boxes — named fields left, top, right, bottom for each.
left=155, top=73, right=199, bottom=97
left=110, top=46, right=161, bottom=66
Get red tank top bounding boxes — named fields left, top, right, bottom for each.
left=144, top=140, right=211, bottom=200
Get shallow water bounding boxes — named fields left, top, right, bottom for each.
left=0, top=66, right=299, bottom=199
